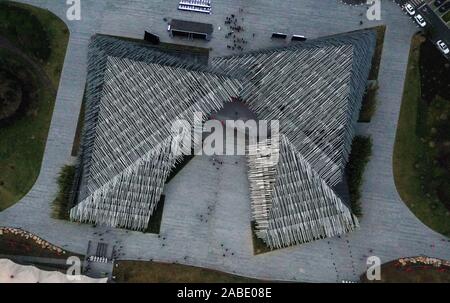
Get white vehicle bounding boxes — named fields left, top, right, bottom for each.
left=167, top=24, right=171, bottom=31
left=404, top=3, right=415, bottom=16
left=414, top=14, right=427, bottom=27
left=437, top=40, right=450, bottom=55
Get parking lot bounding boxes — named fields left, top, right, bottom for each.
left=398, top=0, right=450, bottom=59
left=426, top=0, right=450, bottom=22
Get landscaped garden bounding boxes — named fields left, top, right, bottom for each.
left=0, top=1, right=69, bottom=211
left=393, top=33, right=450, bottom=237
left=0, top=227, right=83, bottom=273
left=361, top=256, right=450, bottom=283
left=0, top=227, right=76, bottom=259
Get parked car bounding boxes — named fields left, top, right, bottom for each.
left=404, top=3, right=415, bottom=15
left=437, top=40, right=450, bottom=55
left=434, top=0, right=445, bottom=7
left=414, top=14, right=427, bottom=27
left=438, top=2, right=450, bottom=13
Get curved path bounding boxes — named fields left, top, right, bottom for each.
left=0, top=0, right=449, bottom=282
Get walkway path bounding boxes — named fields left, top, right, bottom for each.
left=0, top=0, right=449, bottom=282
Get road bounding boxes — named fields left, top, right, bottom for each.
left=0, top=0, right=449, bottom=282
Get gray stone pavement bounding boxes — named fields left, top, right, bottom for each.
left=1, top=0, right=449, bottom=282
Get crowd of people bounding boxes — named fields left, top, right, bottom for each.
left=224, top=9, right=251, bottom=52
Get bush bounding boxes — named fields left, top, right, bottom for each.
left=345, top=136, right=373, bottom=217
left=358, top=83, right=379, bottom=123
left=52, top=165, right=75, bottom=220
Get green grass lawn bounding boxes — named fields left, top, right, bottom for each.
left=0, top=49, right=56, bottom=210
left=114, top=260, right=265, bottom=283
left=0, top=1, right=50, bottom=62
left=0, top=1, right=70, bottom=87
left=393, top=33, right=450, bottom=237
left=0, top=2, right=69, bottom=211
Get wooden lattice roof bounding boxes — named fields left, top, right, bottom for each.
left=70, top=31, right=376, bottom=247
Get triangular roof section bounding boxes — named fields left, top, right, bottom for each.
left=76, top=35, right=213, bottom=201
left=71, top=37, right=242, bottom=229
left=248, top=135, right=359, bottom=249
left=87, top=56, right=241, bottom=192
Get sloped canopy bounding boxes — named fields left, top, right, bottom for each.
left=71, top=31, right=375, bottom=247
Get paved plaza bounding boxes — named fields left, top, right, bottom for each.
left=0, top=0, right=449, bottom=282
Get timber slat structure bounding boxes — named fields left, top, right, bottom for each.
left=70, top=30, right=376, bottom=248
